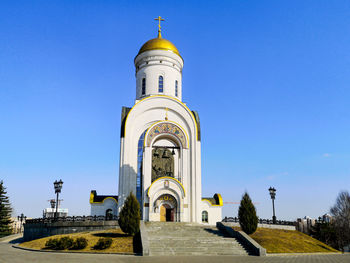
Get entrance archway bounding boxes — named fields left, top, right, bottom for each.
left=154, top=194, right=177, bottom=222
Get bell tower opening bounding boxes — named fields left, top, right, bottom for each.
left=151, top=134, right=181, bottom=183
left=152, top=147, right=174, bottom=182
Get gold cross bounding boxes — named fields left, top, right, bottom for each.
left=154, top=16, right=165, bottom=38
left=165, top=107, right=169, bottom=120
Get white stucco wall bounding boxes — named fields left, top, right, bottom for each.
left=118, top=95, right=202, bottom=223
left=135, top=50, right=183, bottom=101
left=90, top=198, right=118, bottom=217
left=201, top=200, right=222, bottom=226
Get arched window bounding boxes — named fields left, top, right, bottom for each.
left=175, top=80, right=178, bottom=97
left=142, top=78, right=146, bottom=95
left=158, top=76, right=164, bottom=93
left=202, top=211, right=208, bottom=223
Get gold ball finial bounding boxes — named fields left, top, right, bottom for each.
left=154, top=16, right=165, bottom=38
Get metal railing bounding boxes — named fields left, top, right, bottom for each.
left=222, top=216, right=295, bottom=226
left=26, top=215, right=119, bottom=224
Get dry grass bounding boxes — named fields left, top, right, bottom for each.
left=233, top=227, right=339, bottom=253
left=19, top=228, right=135, bottom=254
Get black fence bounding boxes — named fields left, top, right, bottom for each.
left=26, top=215, right=119, bottom=224
left=222, top=216, right=295, bottom=226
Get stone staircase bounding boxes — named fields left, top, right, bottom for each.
left=145, top=222, right=249, bottom=256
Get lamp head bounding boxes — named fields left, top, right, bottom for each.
left=268, top=187, right=276, bottom=199
left=54, top=179, right=64, bottom=193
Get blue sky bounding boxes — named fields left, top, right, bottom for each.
left=1, top=0, right=350, bottom=220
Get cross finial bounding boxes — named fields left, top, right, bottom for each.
left=154, top=16, right=165, bottom=38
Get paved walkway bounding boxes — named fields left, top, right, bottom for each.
left=1, top=235, right=349, bottom=263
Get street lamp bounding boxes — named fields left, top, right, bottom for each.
left=53, top=179, right=63, bottom=219
left=17, top=213, right=26, bottom=233
left=268, top=187, right=277, bottom=224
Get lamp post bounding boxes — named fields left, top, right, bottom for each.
left=53, top=179, right=63, bottom=219
left=268, top=187, right=277, bottom=224
left=17, top=213, right=26, bottom=233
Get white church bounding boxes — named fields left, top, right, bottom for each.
left=91, top=18, right=222, bottom=225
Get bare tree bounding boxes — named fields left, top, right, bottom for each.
left=330, top=191, right=350, bottom=251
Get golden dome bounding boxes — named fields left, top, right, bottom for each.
left=137, top=35, right=181, bottom=57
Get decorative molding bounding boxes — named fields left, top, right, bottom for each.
left=147, top=176, right=186, bottom=197
left=146, top=122, right=187, bottom=148
left=124, top=95, right=198, bottom=141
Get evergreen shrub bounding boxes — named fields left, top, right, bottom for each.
left=70, top=237, right=88, bottom=250
left=45, top=237, right=74, bottom=250
left=58, top=236, right=74, bottom=249
left=238, top=192, right=258, bottom=235
left=118, top=192, right=140, bottom=236
left=45, top=238, right=59, bottom=249
left=93, top=237, right=112, bottom=250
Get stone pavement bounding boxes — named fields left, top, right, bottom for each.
left=0, top=242, right=349, bottom=263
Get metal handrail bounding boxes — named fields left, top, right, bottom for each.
left=25, top=215, right=119, bottom=224
left=222, top=216, right=295, bottom=226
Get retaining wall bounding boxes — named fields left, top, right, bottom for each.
left=217, top=222, right=266, bottom=256
left=24, top=220, right=119, bottom=241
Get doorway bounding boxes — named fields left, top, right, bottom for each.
left=166, top=207, right=174, bottom=221
left=160, top=204, right=174, bottom=222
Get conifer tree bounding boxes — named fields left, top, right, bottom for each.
left=238, top=192, right=258, bottom=235
left=118, top=192, right=140, bottom=236
left=0, top=180, right=12, bottom=237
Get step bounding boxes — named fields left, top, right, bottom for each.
left=144, top=222, right=249, bottom=256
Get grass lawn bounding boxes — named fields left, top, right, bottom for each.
left=19, top=228, right=139, bottom=254
left=234, top=227, right=339, bottom=253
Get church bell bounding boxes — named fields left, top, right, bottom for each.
left=162, top=149, right=169, bottom=158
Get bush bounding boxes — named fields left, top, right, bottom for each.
left=118, top=192, right=140, bottom=236
left=45, top=238, right=59, bottom=249
left=58, top=236, right=74, bottom=250
left=70, top=237, right=88, bottom=250
left=44, top=236, right=74, bottom=250
left=238, top=192, right=258, bottom=235
left=93, top=237, right=113, bottom=250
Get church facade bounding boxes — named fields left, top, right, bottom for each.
left=91, top=20, right=222, bottom=225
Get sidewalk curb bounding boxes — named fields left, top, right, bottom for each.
left=0, top=234, right=23, bottom=243
left=12, top=245, right=140, bottom=256
left=267, top=252, right=343, bottom=256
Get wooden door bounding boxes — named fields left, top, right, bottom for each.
left=160, top=205, right=166, bottom=222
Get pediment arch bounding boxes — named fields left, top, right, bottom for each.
left=145, top=121, right=188, bottom=149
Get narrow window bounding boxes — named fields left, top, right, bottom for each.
left=158, top=76, right=163, bottom=93
left=136, top=130, right=147, bottom=217
left=202, top=211, right=208, bottom=223
left=175, top=80, right=178, bottom=97
left=142, top=78, right=146, bottom=95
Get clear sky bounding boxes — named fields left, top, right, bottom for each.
left=1, top=0, right=350, bottom=220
